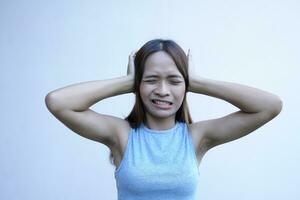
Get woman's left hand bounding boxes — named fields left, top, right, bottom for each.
left=187, top=49, right=199, bottom=92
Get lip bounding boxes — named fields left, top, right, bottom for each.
left=152, top=99, right=172, bottom=104
left=151, top=99, right=173, bottom=110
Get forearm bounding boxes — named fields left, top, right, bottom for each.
left=188, top=76, right=282, bottom=114
left=45, top=75, right=134, bottom=112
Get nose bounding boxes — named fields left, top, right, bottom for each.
left=154, top=81, right=170, bottom=96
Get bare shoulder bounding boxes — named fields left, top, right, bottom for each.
left=107, top=117, right=131, bottom=168
left=187, top=121, right=213, bottom=157
left=113, top=118, right=131, bottom=147
left=187, top=121, right=207, bottom=143
left=46, top=105, right=131, bottom=149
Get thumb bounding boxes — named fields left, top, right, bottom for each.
left=187, top=49, right=196, bottom=74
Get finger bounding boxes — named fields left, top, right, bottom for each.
left=131, top=50, right=137, bottom=57
left=188, top=49, right=192, bottom=58
left=187, top=49, right=195, bottom=72
left=129, top=50, right=136, bottom=61
left=187, top=49, right=192, bottom=64
left=129, top=53, right=136, bottom=66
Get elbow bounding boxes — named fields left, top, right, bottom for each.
left=45, top=92, right=63, bottom=113
left=273, top=97, right=283, bottom=115
left=267, top=97, right=283, bottom=118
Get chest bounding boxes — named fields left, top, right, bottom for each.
left=112, top=124, right=207, bottom=170
left=115, top=161, right=199, bottom=197
left=114, top=129, right=200, bottom=198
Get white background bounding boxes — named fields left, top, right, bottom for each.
left=0, top=0, right=298, bottom=199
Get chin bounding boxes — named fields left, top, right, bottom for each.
left=147, top=109, right=177, bottom=119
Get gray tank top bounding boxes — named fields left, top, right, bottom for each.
left=114, top=121, right=200, bottom=200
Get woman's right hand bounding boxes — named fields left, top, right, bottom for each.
left=127, top=50, right=137, bottom=78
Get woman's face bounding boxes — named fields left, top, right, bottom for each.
left=139, top=51, right=186, bottom=121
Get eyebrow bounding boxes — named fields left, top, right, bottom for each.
left=143, top=75, right=183, bottom=79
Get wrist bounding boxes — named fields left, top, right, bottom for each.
left=188, top=75, right=197, bottom=92
left=124, top=75, right=134, bottom=93
left=188, top=75, right=206, bottom=93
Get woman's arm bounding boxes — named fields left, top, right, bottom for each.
left=187, top=50, right=283, bottom=149
left=188, top=76, right=282, bottom=115
left=45, top=76, right=133, bottom=112
left=44, top=51, right=136, bottom=146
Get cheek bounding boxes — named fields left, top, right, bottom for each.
left=139, top=84, right=145, bottom=94
left=139, top=84, right=149, bottom=101
left=175, top=87, right=186, bottom=102
left=178, top=83, right=186, bottom=95
left=140, top=83, right=153, bottom=94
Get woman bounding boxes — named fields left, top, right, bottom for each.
left=45, top=39, right=283, bottom=199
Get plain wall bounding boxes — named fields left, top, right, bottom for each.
left=0, top=0, right=299, bottom=199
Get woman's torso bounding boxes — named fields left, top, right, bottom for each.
left=113, top=121, right=202, bottom=199
left=110, top=120, right=208, bottom=174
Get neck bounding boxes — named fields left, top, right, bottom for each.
left=144, top=115, right=176, bottom=130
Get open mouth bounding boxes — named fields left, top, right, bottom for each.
left=151, top=99, right=173, bottom=105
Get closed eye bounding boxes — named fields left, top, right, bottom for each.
left=143, top=80, right=157, bottom=84
left=171, top=81, right=182, bottom=83
left=143, top=80, right=182, bottom=85
left=170, top=81, right=183, bottom=85
left=144, top=80, right=156, bottom=82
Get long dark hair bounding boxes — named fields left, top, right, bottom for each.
left=109, top=38, right=193, bottom=166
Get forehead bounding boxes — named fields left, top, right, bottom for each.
left=143, top=51, right=182, bottom=77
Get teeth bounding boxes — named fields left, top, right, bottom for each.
left=154, top=100, right=171, bottom=105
